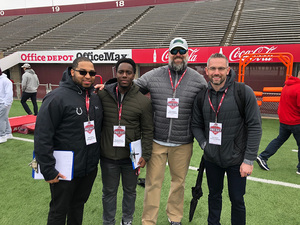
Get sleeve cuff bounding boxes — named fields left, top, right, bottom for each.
left=243, top=159, right=254, bottom=165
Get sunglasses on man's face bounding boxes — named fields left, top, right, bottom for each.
left=74, top=69, right=97, bottom=76
left=170, top=49, right=188, bottom=55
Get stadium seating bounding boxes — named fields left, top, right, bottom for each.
left=232, top=0, right=300, bottom=45
left=0, top=0, right=300, bottom=56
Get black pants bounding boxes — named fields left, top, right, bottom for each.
left=205, top=159, right=246, bottom=225
left=21, top=92, right=38, bottom=115
left=47, top=168, right=98, bottom=225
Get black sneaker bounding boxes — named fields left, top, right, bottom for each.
left=256, top=156, right=270, bottom=171
left=297, top=169, right=300, bottom=175
left=168, top=218, right=182, bottom=225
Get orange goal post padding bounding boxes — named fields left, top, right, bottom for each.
left=238, top=52, right=293, bottom=103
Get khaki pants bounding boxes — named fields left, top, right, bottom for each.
left=142, top=141, right=193, bottom=225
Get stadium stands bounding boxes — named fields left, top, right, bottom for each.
left=104, top=0, right=237, bottom=49
left=1, top=0, right=237, bottom=55
left=0, top=12, right=78, bottom=54
left=232, top=0, right=300, bottom=45
left=0, top=0, right=299, bottom=53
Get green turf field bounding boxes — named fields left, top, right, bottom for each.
left=1, top=101, right=299, bottom=224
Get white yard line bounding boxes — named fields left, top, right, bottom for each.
left=14, top=137, right=300, bottom=189
left=189, top=165, right=300, bottom=189
left=11, top=136, right=34, bottom=142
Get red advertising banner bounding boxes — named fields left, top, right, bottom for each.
left=132, top=44, right=300, bottom=64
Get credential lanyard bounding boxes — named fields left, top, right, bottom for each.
left=116, top=86, right=123, bottom=125
left=208, top=88, right=228, bottom=123
left=85, top=90, right=90, bottom=121
left=168, top=68, right=187, bottom=93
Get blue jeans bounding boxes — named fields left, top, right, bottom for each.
left=204, top=159, right=246, bottom=225
left=100, top=158, right=138, bottom=225
left=259, top=123, right=300, bottom=169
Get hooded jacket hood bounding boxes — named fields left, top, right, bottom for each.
left=59, top=67, right=94, bottom=95
left=285, top=75, right=300, bottom=86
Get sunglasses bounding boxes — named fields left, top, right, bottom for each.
left=74, top=69, right=97, bottom=76
left=170, top=49, right=188, bottom=55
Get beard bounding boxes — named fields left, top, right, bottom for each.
left=169, top=56, right=188, bottom=71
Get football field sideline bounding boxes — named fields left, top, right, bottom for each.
left=14, top=136, right=300, bottom=189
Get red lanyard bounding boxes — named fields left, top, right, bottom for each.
left=207, top=88, right=228, bottom=123
left=85, top=90, right=90, bottom=120
left=116, top=86, right=123, bottom=124
left=168, top=68, right=187, bottom=92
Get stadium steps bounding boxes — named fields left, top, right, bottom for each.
left=220, top=0, right=245, bottom=46
left=98, top=6, right=155, bottom=49
left=3, top=12, right=82, bottom=55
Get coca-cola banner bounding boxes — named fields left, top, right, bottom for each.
left=132, top=44, right=300, bottom=63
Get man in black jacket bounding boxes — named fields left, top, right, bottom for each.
left=191, top=53, right=262, bottom=225
left=34, top=57, right=103, bottom=225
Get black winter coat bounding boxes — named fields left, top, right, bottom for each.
left=34, top=67, right=103, bottom=180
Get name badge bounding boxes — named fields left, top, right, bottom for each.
left=84, top=120, right=97, bottom=145
left=166, top=98, right=179, bottom=118
left=113, top=125, right=126, bottom=147
left=209, top=122, right=222, bottom=145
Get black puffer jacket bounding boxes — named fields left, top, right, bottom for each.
left=192, top=69, right=262, bottom=168
left=34, top=67, right=103, bottom=180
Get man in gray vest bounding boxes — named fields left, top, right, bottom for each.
left=140, top=37, right=207, bottom=225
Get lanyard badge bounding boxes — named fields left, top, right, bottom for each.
left=166, top=69, right=186, bottom=119
left=84, top=90, right=96, bottom=145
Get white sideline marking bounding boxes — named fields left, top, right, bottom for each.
left=13, top=138, right=300, bottom=189
left=189, top=166, right=300, bottom=189
left=11, top=137, right=34, bottom=143
left=292, top=149, right=298, bottom=152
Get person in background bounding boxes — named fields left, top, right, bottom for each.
left=34, top=57, right=103, bottom=225
left=257, top=70, right=300, bottom=174
left=0, top=67, right=13, bottom=143
left=21, top=63, right=39, bottom=115
left=97, top=58, right=153, bottom=225
left=191, top=53, right=262, bottom=225
left=139, top=37, right=207, bottom=225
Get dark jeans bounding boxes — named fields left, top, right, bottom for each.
left=204, top=159, right=246, bottom=225
left=259, top=123, right=300, bottom=169
left=21, top=92, right=38, bottom=115
left=47, top=168, right=97, bottom=225
left=100, top=158, right=138, bottom=225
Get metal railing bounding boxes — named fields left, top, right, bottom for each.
left=13, top=83, right=59, bottom=100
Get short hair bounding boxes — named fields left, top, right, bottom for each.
left=115, top=58, right=136, bottom=74
left=72, top=56, right=93, bottom=69
left=207, top=53, right=229, bottom=67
